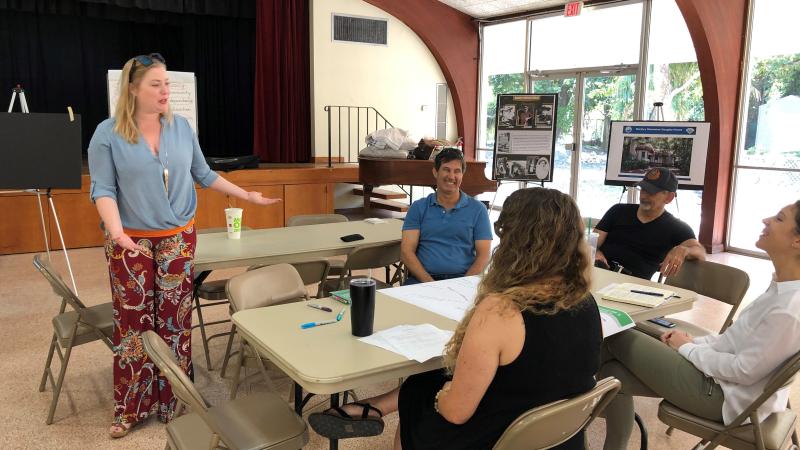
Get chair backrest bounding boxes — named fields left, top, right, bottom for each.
left=33, top=254, right=89, bottom=312
left=493, top=377, right=621, bottom=450
left=287, top=214, right=348, bottom=227
left=141, top=330, right=212, bottom=423
left=226, top=263, right=308, bottom=313
left=665, top=260, right=750, bottom=332
left=342, top=241, right=401, bottom=273
left=720, top=349, right=800, bottom=433
left=290, top=259, right=331, bottom=286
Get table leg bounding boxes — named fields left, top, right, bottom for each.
left=294, top=382, right=303, bottom=415
left=329, top=393, right=340, bottom=450
left=363, top=184, right=373, bottom=214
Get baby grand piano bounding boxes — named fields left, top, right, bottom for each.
left=358, top=157, right=497, bottom=211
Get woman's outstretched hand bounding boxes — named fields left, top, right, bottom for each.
left=246, top=191, right=283, bottom=206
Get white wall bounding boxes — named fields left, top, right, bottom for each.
left=310, top=0, right=457, bottom=159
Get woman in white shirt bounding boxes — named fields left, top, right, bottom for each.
left=599, top=201, right=800, bottom=449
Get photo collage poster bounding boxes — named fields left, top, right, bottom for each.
left=492, top=93, right=558, bottom=182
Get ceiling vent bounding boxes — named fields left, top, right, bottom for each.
left=332, top=14, right=388, bottom=45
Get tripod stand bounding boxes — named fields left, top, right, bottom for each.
left=6, top=85, right=79, bottom=294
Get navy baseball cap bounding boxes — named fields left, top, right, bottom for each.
left=638, top=168, right=678, bottom=193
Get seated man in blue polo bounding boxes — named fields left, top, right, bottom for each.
left=401, top=148, right=493, bottom=285
left=595, top=167, right=705, bottom=280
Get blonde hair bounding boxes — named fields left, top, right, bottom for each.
left=113, top=57, right=172, bottom=144
left=443, top=188, right=592, bottom=372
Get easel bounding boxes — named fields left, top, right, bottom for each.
left=6, top=85, right=79, bottom=295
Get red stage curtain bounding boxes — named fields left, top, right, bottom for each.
left=253, top=0, right=310, bottom=162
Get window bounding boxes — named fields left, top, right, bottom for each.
left=645, top=0, right=706, bottom=236
left=729, top=0, right=800, bottom=252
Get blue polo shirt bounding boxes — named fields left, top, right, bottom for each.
left=402, top=191, right=493, bottom=276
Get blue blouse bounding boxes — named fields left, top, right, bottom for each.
left=88, top=115, right=219, bottom=231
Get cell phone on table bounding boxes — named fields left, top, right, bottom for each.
left=648, top=317, right=676, bottom=328
left=340, top=233, right=364, bottom=242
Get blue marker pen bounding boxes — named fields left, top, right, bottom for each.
left=300, top=319, right=338, bottom=329
left=336, top=307, right=346, bottom=321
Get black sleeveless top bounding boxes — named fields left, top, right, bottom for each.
left=398, top=295, right=602, bottom=450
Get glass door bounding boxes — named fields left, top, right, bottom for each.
left=531, top=70, right=637, bottom=219
left=577, top=72, right=636, bottom=219
left=531, top=76, right=577, bottom=196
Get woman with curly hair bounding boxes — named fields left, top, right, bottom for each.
left=309, top=187, right=603, bottom=449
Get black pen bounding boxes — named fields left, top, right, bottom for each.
left=630, top=289, right=664, bottom=297
left=306, top=303, right=333, bottom=312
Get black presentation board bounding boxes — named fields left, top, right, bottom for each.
left=0, top=112, right=82, bottom=189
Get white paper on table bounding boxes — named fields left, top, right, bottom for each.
left=378, top=276, right=480, bottom=322
left=358, top=324, right=454, bottom=363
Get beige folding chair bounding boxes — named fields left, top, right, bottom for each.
left=636, top=259, right=750, bottom=338
left=493, top=377, right=621, bottom=450
left=658, top=350, right=800, bottom=450
left=249, top=259, right=331, bottom=299
left=218, top=264, right=309, bottom=398
left=33, top=254, right=114, bottom=424
left=318, top=241, right=402, bottom=296
left=141, top=330, right=308, bottom=450
left=286, top=213, right=349, bottom=279
left=192, top=226, right=252, bottom=371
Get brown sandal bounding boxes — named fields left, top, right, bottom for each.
left=109, top=422, right=132, bottom=439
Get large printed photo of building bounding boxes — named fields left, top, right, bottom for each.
left=620, top=136, right=693, bottom=176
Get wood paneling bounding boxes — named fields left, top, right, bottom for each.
left=195, top=188, right=233, bottom=230
left=48, top=192, right=104, bottom=250
left=0, top=194, right=50, bottom=254
left=0, top=166, right=349, bottom=254
left=284, top=183, right=332, bottom=225
left=232, top=185, right=285, bottom=229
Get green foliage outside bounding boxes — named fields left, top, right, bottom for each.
left=485, top=73, right=524, bottom=146
left=744, top=54, right=800, bottom=156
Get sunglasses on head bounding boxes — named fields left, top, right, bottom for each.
left=129, top=53, right=166, bottom=82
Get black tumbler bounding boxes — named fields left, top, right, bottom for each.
left=349, top=278, right=376, bottom=337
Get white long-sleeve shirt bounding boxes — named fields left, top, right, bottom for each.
left=678, top=278, right=800, bottom=425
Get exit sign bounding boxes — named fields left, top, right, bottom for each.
left=565, top=1, right=583, bottom=17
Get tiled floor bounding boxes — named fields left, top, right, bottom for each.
left=0, top=245, right=793, bottom=449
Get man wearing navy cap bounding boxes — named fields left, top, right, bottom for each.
left=594, top=167, right=705, bottom=280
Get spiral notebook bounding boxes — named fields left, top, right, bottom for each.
left=600, top=283, right=675, bottom=308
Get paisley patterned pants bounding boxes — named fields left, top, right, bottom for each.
left=105, top=226, right=196, bottom=425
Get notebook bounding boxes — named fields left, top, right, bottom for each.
left=330, top=289, right=351, bottom=305
left=600, top=283, right=675, bottom=308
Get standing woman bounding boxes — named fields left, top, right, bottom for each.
left=88, top=53, right=280, bottom=438
left=599, top=201, right=800, bottom=449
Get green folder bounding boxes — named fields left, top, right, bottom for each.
left=330, top=289, right=351, bottom=305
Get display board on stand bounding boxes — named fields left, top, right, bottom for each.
left=491, top=93, right=558, bottom=182
left=604, top=121, right=710, bottom=190
left=107, top=70, right=198, bottom=135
